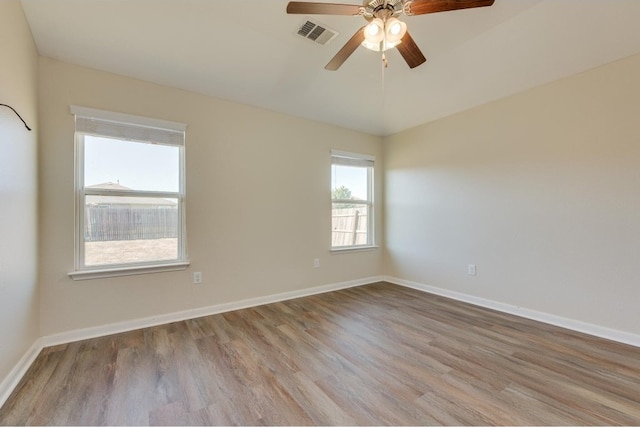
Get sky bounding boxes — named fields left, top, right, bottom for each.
left=84, top=136, right=179, bottom=192
left=85, top=135, right=369, bottom=198
left=332, top=164, right=369, bottom=200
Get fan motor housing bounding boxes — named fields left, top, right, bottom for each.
left=362, top=0, right=404, bottom=20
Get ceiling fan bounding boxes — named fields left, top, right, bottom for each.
left=287, top=0, right=495, bottom=70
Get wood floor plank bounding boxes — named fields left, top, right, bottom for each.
left=194, top=334, right=267, bottom=424
left=0, top=349, right=61, bottom=425
left=1, top=281, right=639, bottom=425
left=106, top=346, right=151, bottom=425
left=285, top=371, right=358, bottom=425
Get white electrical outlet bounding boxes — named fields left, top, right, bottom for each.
left=193, top=272, right=202, bottom=284
left=467, top=264, right=477, bottom=276
left=313, top=258, right=320, bottom=268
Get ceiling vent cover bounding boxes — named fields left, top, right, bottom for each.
left=296, top=20, right=338, bottom=45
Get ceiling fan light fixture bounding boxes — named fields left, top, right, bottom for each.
left=385, top=17, right=407, bottom=43
left=364, top=18, right=384, bottom=41
left=361, top=39, right=381, bottom=51
left=362, top=18, right=385, bottom=51
left=362, top=16, right=407, bottom=52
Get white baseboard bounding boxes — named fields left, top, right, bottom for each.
left=0, top=338, right=44, bottom=409
left=385, top=275, right=640, bottom=348
left=42, top=276, right=384, bottom=347
left=1, top=276, right=382, bottom=408
left=5, top=274, right=638, bottom=411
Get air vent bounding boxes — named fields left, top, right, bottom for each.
left=296, top=20, right=338, bottom=45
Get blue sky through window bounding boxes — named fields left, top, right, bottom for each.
left=84, top=136, right=179, bottom=192
left=332, top=165, right=368, bottom=200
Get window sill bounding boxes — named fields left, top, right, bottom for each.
left=69, top=261, right=190, bottom=281
left=331, top=245, right=379, bottom=254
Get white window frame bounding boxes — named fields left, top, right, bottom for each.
left=331, top=149, right=376, bottom=251
left=69, top=105, right=189, bottom=280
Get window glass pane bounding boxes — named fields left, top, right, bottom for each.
left=84, top=195, right=178, bottom=266
left=332, top=204, right=368, bottom=247
left=331, top=165, right=368, bottom=201
left=84, top=136, right=179, bottom=192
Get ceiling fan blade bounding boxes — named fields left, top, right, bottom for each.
left=406, top=0, right=494, bottom=15
left=325, top=27, right=366, bottom=71
left=396, top=31, right=427, bottom=69
left=286, top=2, right=362, bottom=15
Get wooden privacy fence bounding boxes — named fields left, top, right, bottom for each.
left=85, top=206, right=178, bottom=241
left=332, top=207, right=368, bottom=246
left=86, top=206, right=364, bottom=245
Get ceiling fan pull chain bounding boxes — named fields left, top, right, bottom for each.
left=381, top=48, right=386, bottom=133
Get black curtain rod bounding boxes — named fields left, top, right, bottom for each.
left=0, top=103, right=32, bottom=131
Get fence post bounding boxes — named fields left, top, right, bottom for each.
left=352, top=210, right=360, bottom=245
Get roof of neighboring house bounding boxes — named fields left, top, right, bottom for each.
left=86, top=182, right=177, bottom=206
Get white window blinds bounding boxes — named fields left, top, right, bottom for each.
left=331, top=149, right=375, bottom=167
left=70, top=105, right=186, bottom=147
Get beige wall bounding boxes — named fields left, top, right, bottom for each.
left=384, top=53, right=640, bottom=335
left=11, top=0, right=640, bottom=358
left=0, top=1, right=40, bottom=382
left=38, top=58, right=383, bottom=336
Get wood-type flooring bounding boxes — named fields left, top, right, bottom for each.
left=1, top=282, right=639, bottom=425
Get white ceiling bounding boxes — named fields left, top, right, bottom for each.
left=21, top=0, right=640, bottom=136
